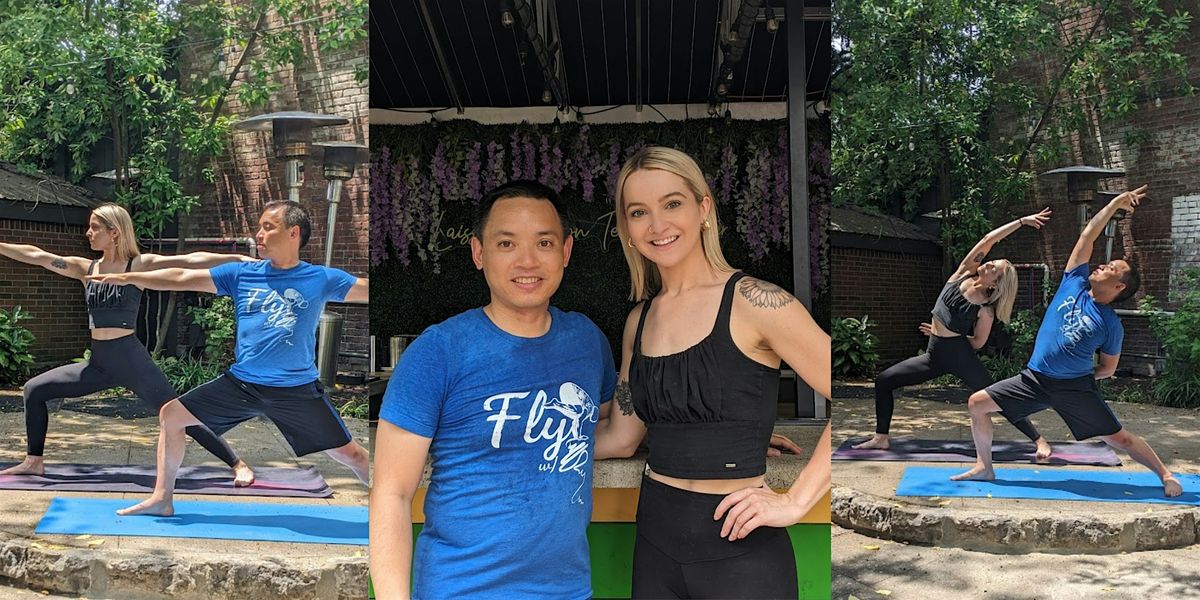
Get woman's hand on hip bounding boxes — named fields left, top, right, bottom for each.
left=714, top=486, right=804, bottom=541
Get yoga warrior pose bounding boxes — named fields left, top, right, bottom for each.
left=86, top=201, right=371, bottom=515
left=854, top=209, right=1054, bottom=460
left=0, top=203, right=254, bottom=485
left=596, top=147, right=831, bottom=599
left=952, top=185, right=1183, bottom=497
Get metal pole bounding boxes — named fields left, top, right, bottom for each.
left=285, top=159, right=302, bottom=203
left=786, top=0, right=823, bottom=419
left=324, top=179, right=343, bottom=266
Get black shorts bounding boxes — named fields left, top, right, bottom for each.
left=986, top=368, right=1122, bottom=440
left=178, top=372, right=353, bottom=456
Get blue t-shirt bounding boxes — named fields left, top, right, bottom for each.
left=210, top=260, right=357, bottom=386
left=1028, top=264, right=1124, bottom=379
left=381, top=307, right=617, bottom=600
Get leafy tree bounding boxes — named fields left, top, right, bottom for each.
left=832, top=0, right=1192, bottom=259
left=0, top=0, right=366, bottom=353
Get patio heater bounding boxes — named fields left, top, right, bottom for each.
left=1040, top=165, right=1131, bottom=259
left=312, top=141, right=368, bottom=387
left=1095, top=191, right=1126, bottom=262
left=232, top=111, right=348, bottom=203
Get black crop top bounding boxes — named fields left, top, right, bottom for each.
left=930, top=274, right=981, bottom=335
left=629, top=272, right=780, bottom=479
left=85, top=259, right=142, bottom=329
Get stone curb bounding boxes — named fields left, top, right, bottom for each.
left=0, top=535, right=367, bottom=599
left=831, top=485, right=1200, bottom=554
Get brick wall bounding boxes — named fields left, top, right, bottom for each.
left=831, top=246, right=944, bottom=366
left=991, top=4, right=1200, bottom=372
left=176, top=4, right=369, bottom=373
left=0, top=219, right=93, bottom=366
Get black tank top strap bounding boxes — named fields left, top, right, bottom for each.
left=124, top=258, right=134, bottom=273
left=88, top=259, right=97, bottom=275
left=633, top=298, right=653, bottom=356
left=714, top=271, right=747, bottom=341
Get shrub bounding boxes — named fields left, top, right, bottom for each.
left=1139, top=267, right=1200, bottom=408
left=155, top=356, right=223, bottom=393
left=0, top=306, right=36, bottom=385
left=833, top=316, right=879, bottom=379
left=189, top=297, right=236, bottom=364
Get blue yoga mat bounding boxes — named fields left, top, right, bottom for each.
left=35, top=497, right=367, bottom=545
left=896, top=466, right=1200, bottom=506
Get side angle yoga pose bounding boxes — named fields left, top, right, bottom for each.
left=854, top=208, right=1054, bottom=460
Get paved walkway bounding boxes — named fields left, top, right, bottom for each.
left=833, top=381, right=1200, bottom=553
left=0, top=390, right=368, bottom=600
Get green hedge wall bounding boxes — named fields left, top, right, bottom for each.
left=370, top=118, right=830, bottom=358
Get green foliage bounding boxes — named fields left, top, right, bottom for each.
left=833, top=316, right=880, bottom=379
left=188, top=296, right=235, bottom=364
left=0, top=306, right=36, bottom=385
left=981, top=353, right=1025, bottom=382
left=370, top=119, right=831, bottom=355
left=0, top=0, right=367, bottom=239
left=155, top=356, right=222, bottom=393
left=338, top=396, right=369, bottom=419
left=833, top=0, right=1192, bottom=259
left=1139, top=268, right=1200, bottom=408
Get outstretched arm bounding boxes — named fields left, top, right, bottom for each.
left=1067, top=185, right=1147, bottom=272
left=954, top=208, right=1052, bottom=279
left=87, top=268, right=215, bottom=293
left=343, top=278, right=369, bottom=303
left=369, top=420, right=430, bottom=600
left=0, top=242, right=91, bottom=280
left=594, top=305, right=648, bottom=460
left=138, top=252, right=255, bottom=270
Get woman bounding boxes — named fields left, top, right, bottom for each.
left=852, top=208, right=1054, bottom=459
left=0, top=203, right=255, bottom=485
left=595, top=147, right=831, bottom=599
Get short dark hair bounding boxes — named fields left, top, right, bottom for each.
left=1114, top=260, right=1140, bottom=304
left=472, top=180, right=570, bottom=240
left=263, top=200, right=312, bottom=248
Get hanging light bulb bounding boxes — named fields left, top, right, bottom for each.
left=500, top=0, right=515, bottom=28
left=542, top=87, right=552, bottom=103
left=766, top=8, right=779, bottom=34
left=724, top=109, right=733, bottom=125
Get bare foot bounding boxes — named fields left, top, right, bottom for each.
left=0, top=456, right=45, bottom=476
left=117, top=497, right=174, bottom=517
left=1163, top=475, right=1183, bottom=498
left=1034, top=438, right=1053, bottom=462
left=233, top=461, right=256, bottom=488
left=950, top=465, right=995, bottom=481
left=852, top=434, right=890, bottom=450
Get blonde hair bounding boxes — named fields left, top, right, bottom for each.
left=90, top=203, right=140, bottom=262
left=989, top=261, right=1018, bottom=323
left=614, top=147, right=735, bottom=300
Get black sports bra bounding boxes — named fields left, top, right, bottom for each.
left=629, top=272, right=780, bottom=479
left=931, top=274, right=981, bottom=335
left=85, top=258, right=142, bottom=329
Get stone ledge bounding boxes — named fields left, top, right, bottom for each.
left=0, top=535, right=366, bottom=599
left=831, top=485, right=1200, bottom=554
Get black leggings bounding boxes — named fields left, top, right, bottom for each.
left=632, top=475, right=799, bottom=599
left=22, top=335, right=239, bottom=466
left=874, top=335, right=1042, bottom=441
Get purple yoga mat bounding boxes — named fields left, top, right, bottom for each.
left=834, top=438, right=1122, bottom=467
left=0, top=463, right=332, bottom=497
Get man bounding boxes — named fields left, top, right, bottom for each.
left=370, top=181, right=616, bottom=600
left=88, top=201, right=371, bottom=515
left=952, top=185, right=1183, bottom=497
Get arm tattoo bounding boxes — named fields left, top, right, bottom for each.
left=50, top=257, right=68, bottom=270
left=738, top=278, right=794, bottom=309
left=972, top=252, right=984, bottom=264
left=615, top=380, right=634, bottom=416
